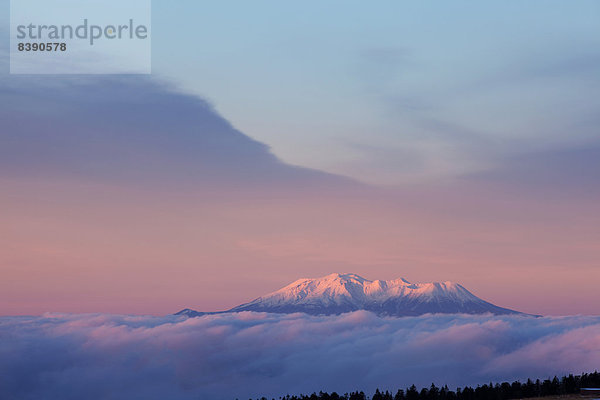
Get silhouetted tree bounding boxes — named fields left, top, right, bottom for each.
left=406, top=385, right=419, bottom=400
left=251, top=370, right=600, bottom=400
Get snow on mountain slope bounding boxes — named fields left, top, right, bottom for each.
left=178, top=273, right=528, bottom=317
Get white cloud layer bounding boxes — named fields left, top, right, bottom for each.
left=0, top=312, right=599, bottom=400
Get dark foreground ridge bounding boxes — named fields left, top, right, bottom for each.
left=247, top=371, right=600, bottom=400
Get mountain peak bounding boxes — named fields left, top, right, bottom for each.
left=223, top=273, right=525, bottom=317
left=177, top=273, right=529, bottom=318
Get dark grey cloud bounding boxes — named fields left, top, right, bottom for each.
left=0, top=74, right=356, bottom=192
left=0, top=312, right=598, bottom=400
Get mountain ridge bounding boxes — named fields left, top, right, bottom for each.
left=176, top=273, right=531, bottom=317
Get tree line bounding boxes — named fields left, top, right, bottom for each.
left=249, top=371, right=600, bottom=400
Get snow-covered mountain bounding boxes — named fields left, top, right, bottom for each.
left=177, top=273, right=527, bottom=317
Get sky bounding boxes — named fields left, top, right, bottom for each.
left=1, top=1, right=599, bottom=316
left=152, top=0, right=600, bottom=184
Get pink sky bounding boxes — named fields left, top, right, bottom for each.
left=2, top=174, right=598, bottom=316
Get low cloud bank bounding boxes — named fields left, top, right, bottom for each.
left=0, top=312, right=598, bottom=400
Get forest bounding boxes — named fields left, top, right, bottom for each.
left=249, top=371, right=600, bottom=400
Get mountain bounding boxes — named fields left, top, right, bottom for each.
left=174, top=308, right=209, bottom=317
left=177, top=273, right=528, bottom=317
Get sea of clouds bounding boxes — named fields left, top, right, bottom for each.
left=0, top=312, right=599, bottom=400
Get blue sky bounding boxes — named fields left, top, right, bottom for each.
left=150, top=0, right=600, bottom=184
left=2, top=1, right=598, bottom=185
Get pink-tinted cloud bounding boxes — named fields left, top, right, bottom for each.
left=0, top=312, right=599, bottom=400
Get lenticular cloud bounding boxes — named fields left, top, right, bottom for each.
left=0, top=312, right=599, bottom=400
